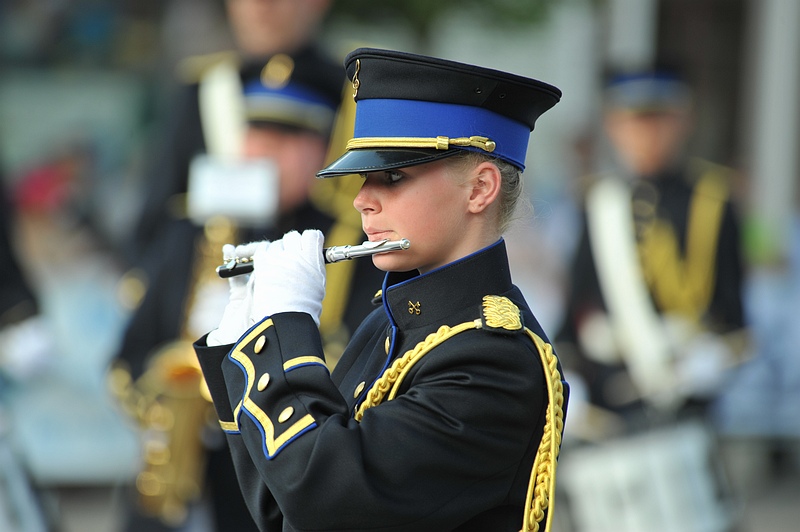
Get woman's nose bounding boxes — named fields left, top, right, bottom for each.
left=353, top=180, right=378, bottom=214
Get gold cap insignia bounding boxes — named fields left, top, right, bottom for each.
left=261, top=54, right=294, bottom=89
left=352, top=59, right=361, bottom=100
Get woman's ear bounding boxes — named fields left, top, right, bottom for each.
left=467, top=161, right=502, bottom=214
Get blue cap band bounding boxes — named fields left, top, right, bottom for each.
left=605, top=72, right=691, bottom=110
left=243, top=79, right=337, bottom=133
left=244, top=79, right=335, bottom=108
left=353, top=99, right=531, bottom=170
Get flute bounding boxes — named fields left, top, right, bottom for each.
left=216, top=238, right=411, bottom=278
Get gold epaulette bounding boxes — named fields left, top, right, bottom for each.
left=480, top=294, right=524, bottom=334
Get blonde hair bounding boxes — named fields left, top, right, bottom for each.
left=445, top=151, right=527, bottom=233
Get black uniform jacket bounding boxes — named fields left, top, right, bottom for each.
left=561, top=165, right=745, bottom=336
left=195, top=239, right=564, bottom=531
left=556, top=163, right=745, bottom=414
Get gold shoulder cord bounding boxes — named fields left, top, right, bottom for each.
left=355, top=296, right=565, bottom=532
left=637, top=162, right=730, bottom=321
left=311, top=74, right=362, bottom=220
left=520, top=329, right=565, bottom=532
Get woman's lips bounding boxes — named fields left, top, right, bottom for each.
left=364, top=229, right=393, bottom=242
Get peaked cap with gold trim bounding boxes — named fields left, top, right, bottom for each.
left=603, top=67, right=692, bottom=113
left=316, top=47, right=561, bottom=177
left=241, top=46, right=343, bottom=136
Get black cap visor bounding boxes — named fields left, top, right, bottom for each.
left=316, top=148, right=460, bottom=178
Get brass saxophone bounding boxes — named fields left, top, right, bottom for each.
left=110, top=215, right=236, bottom=526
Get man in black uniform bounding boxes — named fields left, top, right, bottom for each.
left=111, top=46, right=384, bottom=531
left=557, top=68, right=747, bottom=421
left=111, top=2, right=383, bottom=529
left=554, top=68, right=748, bottom=530
left=130, top=0, right=334, bottom=262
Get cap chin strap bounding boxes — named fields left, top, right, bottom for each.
left=346, top=135, right=496, bottom=153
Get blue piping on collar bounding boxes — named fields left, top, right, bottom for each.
left=383, top=238, right=505, bottom=294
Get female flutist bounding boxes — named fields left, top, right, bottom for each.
left=194, top=48, right=569, bottom=532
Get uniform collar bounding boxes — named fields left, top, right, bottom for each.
left=382, top=239, right=513, bottom=330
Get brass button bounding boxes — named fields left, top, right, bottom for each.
left=278, top=406, right=294, bottom=423
left=353, top=381, right=365, bottom=398
left=254, top=335, right=267, bottom=354
left=384, top=337, right=390, bottom=354
left=257, top=373, right=270, bottom=391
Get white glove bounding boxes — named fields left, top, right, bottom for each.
left=675, top=331, right=733, bottom=399
left=207, top=242, right=260, bottom=346
left=250, top=230, right=326, bottom=327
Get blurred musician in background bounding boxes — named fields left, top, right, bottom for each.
left=109, top=10, right=384, bottom=530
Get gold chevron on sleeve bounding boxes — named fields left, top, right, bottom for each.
left=283, top=356, right=328, bottom=372
left=229, top=318, right=317, bottom=457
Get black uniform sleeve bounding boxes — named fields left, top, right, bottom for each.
left=115, top=220, right=197, bottom=378
left=556, top=213, right=604, bottom=345
left=130, top=85, right=205, bottom=263
left=195, top=334, right=285, bottom=531
left=708, top=201, right=746, bottom=331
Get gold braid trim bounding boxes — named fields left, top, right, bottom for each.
left=638, top=163, right=729, bottom=321
left=346, top=135, right=496, bottom=153
left=354, top=320, right=481, bottom=421
left=520, top=330, right=565, bottom=532
left=353, top=297, right=565, bottom=532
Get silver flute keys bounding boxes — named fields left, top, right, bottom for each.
left=216, top=238, right=411, bottom=278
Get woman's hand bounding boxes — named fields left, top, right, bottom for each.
left=250, top=230, right=326, bottom=327
left=207, top=242, right=259, bottom=346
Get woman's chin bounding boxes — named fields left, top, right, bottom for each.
left=372, top=254, right=416, bottom=273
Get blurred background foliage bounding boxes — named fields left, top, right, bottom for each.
left=328, top=0, right=576, bottom=41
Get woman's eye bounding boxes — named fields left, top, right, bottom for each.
left=385, top=171, right=403, bottom=184
left=360, top=171, right=405, bottom=185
